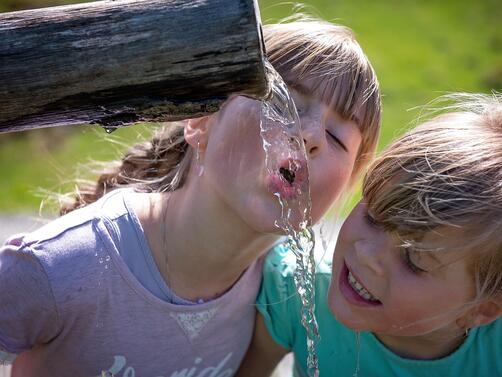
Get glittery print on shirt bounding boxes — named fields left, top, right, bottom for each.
left=170, top=308, right=218, bottom=340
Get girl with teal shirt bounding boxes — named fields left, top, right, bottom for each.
left=239, top=93, right=502, bottom=377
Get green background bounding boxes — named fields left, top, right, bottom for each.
left=0, top=0, right=500, bottom=213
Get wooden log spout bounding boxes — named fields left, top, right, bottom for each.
left=0, top=0, right=269, bottom=133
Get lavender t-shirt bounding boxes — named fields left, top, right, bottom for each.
left=0, top=190, right=263, bottom=377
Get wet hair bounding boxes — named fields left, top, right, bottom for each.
left=363, top=92, right=502, bottom=300
left=61, top=17, right=381, bottom=214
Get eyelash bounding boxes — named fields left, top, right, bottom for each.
left=364, top=211, right=379, bottom=228
left=326, top=130, right=347, bottom=151
left=364, top=209, right=426, bottom=274
left=293, top=94, right=346, bottom=151
left=403, top=248, right=427, bottom=274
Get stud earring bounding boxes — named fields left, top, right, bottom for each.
left=465, top=327, right=470, bottom=337
left=195, top=141, right=204, bottom=177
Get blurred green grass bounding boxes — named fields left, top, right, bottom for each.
left=0, top=0, right=500, bottom=213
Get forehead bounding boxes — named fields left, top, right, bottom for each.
left=287, top=76, right=365, bottom=127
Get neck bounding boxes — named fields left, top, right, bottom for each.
left=374, top=327, right=467, bottom=360
left=136, top=186, right=279, bottom=302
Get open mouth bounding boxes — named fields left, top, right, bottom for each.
left=347, top=270, right=380, bottom=302
left=339, top=262, right=381, bottom=306
left=279, top=159, right=307, bottom=185
left=266, top=159, right=307, bottom=200
left=279, top=166, right=296, bottom=184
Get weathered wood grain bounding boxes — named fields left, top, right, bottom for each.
left=0, top=0, right=269, bottom=132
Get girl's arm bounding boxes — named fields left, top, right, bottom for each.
left=236, top=312, right=289, bottom=376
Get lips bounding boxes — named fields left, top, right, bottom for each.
left=339, top=262, right=381, bottom=306
left=266, top=158, right=308, bottom=200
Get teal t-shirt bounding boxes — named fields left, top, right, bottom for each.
left=257, top=245, right=502, bottom=377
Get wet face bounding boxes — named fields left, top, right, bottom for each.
left=328, top=201, right=476, bottom=337
left=290, top=83, right=362, bottom=224
left=200, top=82, right=361, bottom=234
left=201, top=96, right=274, bottom=233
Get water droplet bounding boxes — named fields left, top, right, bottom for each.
left=102, top=126, right=117, bottom=134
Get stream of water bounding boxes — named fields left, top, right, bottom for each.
left=260, top=60, right=320, bottom=377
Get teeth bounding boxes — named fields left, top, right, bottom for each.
left=348, top=271, right=379, bottom=302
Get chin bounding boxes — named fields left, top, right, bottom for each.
left=327, top=279, right=367, bottom=332
left=249, top=220, right=285, bottom=235
left=242, top=208, right=287, bottom=235
left=243, top=197, right=308, bottom=235
left=328, top=303, right=369, bottom=332
left=327, top=282, right=341, bottom=317
left=254, top=219, right=296, bottom=236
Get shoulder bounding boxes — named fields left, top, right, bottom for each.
left=257, top=240, right=334, bottom=354
left=474, top=317, right=502, bottom=356
left=0, top=209, right=99, bottom=302
left=260, top=243, right=297, bottom=302
left=262, top=241, right=332, bottom=288
left=19, top=189, right=134, bottom=258
left=263, top=242, right=296, bottom=276
left=2, top=192, right=132, bottom=297
left=258, top=240, right=332, bottom=319
left=18, top=207, right=100, bottom=268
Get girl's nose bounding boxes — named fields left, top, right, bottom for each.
left=302, top=119, right=322, bottom=157
left=354, top=240, right=386, bottom=276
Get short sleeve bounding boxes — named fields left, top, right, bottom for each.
left=0, top=237, right=61, bottom=354
left=256, top=244, right=301, bottom=350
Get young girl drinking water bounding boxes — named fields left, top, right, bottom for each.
left=240, top=92, right=502, bottom=377
left=0, top=18, right=381, bottom=376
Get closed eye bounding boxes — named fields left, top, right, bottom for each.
left=364, top=211, right=379, bottom=228
left=403, top=248, right=428, bottom=274
left=326, top=129, right=347, bottom=151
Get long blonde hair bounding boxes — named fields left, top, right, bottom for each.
left=61, top=17, right=381, bottom=214
left=363, top=92, right=502, bottom=300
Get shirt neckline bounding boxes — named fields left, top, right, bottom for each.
left=96, top=188, right=261, bottom=312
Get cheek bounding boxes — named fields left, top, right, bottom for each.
left=209, top=111, right=264, bottom=175
left=384, top=280, right=459, bottom=331
left=309, top=162, right=353, bottom=221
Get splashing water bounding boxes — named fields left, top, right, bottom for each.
left=260, top=60, right=320, bottom=377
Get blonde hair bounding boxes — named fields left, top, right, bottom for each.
left=264, top=19, right=380, bottom=183
left=363, top=92, right=502, bottom=300
left=61, top=17, right=381, bottom=214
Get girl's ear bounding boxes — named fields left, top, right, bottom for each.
left=464, top=299, right=502, bottom=328
left=184, top=116, right=211, bottom=148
